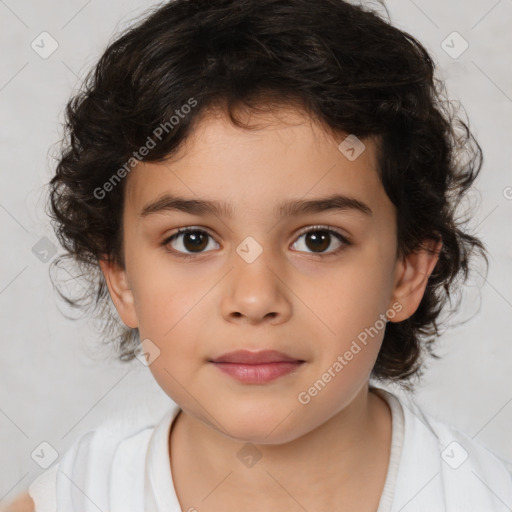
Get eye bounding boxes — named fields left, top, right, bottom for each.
left=162, top=225, right=351, bottom=259
left=290, top=225, right=350, bottom=256
left=162, top=227, right=219, bottom=259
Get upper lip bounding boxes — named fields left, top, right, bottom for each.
left=210, top=350, right=304, bottom=364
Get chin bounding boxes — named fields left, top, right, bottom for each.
left=212, top=410, right=306, bottom=446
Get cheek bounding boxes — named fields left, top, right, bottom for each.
left=297, top=257, right=393, bottom=386
left=142, top=306, right=207, bottom=404
left=128, top=248, right=199, bottom=331
left=308, top=262, right=391, bottom=340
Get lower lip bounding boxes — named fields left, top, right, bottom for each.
left=211, top=361, right=304, bottom=384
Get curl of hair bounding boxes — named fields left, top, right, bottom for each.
left=47, top=0, right=488, bottom=391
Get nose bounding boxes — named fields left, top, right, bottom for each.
left=219, top=250, right=292, bottom=326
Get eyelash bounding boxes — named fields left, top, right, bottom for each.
left=161, top=225, right=351, bottom=261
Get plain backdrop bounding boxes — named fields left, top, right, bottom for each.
left=1, top=0, right=511, bottom=503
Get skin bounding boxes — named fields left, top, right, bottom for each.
left=1, top=493, right=34, bottom=512
left=99, top=106, right=441, bottom=511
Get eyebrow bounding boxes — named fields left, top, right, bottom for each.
left=138, top=193, right=373, bottom=220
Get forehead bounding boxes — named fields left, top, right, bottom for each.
left=124, top=106, right=389, bottom=222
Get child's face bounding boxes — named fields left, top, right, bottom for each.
left=101, top=106, right=436, bottom=443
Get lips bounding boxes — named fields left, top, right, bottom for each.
left=210, top=349, right=304, bottom=364
left=209, top=350, right=306, bottom=384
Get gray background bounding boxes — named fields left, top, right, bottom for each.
left=1, top=0, right=511, bottom=503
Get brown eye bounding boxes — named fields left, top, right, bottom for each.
left=162, top=225, right=350, bottom=260
left=291, top=226, right=350, bottom=256
left=164, top=228, right=218, bottom=257
left=305, top=230, right=330, bottom=252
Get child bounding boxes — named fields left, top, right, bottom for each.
left=13, top=0, right=512, bottom=510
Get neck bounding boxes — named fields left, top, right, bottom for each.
left=169, top=385, right=392, bottom=512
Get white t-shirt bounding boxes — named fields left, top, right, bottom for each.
left=28, top=386, right=512, bottom=511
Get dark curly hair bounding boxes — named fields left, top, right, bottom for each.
left=46, top=0, right=488, bottom=392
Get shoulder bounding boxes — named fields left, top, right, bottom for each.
left=389, top=388, right=512, bottom=507
left=427, top=410, right=512, bottom=481
left=373, top=385, right=512, bottom=509
left=413, top=397, right=512, bottom=469
left=26, top=404, right=179, bottom=512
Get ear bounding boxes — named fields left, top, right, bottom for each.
left=387, top=237, right=442, bottom=322
left=98, top=256, right=139, bottom=329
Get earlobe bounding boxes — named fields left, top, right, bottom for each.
left=98, top=257, right=139, bottom=329
left=388, top=238, right=442, bottom=322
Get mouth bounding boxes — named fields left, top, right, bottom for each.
left=209, top=349, right=305, bottom=365
left=209, top=350, right=305, bottom=384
